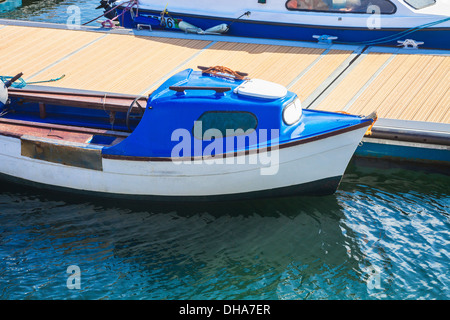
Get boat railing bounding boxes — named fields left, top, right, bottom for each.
left=8, top=87, right=148, bottom=114
left=169, top=86, right=232, bottom=96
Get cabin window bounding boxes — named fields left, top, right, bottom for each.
left=193, top=111, right=258, bottom=140
left=403, top=0, right=436, bottom=10
left=285, top=0, right=396, bottom=14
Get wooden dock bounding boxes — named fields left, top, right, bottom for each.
left=0, top=19, right=449, bottom=167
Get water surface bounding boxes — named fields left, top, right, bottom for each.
left=0, top=0, right=449, bottom=300
left=1, top=164, right=448, bottom=299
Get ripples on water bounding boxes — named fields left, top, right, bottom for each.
left=0, top=0, right=449, bottom=300
left=0, top=0, right=104, bottom=23
left=0, top=164, right=448, bottom=300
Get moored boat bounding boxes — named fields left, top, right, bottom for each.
left=0, top=67, right=376, bottom=201
left=96, top=0, right=450, bottom=50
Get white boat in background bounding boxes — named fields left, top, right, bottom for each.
left=97, top=0, right=450, bottom=49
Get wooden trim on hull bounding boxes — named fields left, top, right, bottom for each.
left=0, top=171, right=343, bottom=202
left=8, top=87, right=148, bottom=114
left=0, top=118, right=130, bottom=138
left=21, top=137, right=103, bottom=171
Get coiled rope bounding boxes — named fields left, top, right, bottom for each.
left=198, top=66, right=249, bottom=80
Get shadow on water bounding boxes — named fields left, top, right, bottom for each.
left=0, top=171, right=345, bottom=218
left=342, top=160, right=449, bottom=200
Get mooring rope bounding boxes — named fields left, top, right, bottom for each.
left=335, top=17, right=450, bottom=46
left=0, top=74, right=65, bottom=88
left=199, top=66, right=249, bottom=80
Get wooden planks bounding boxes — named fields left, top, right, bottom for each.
left=0, top=24, right=337, bottom=97
left=0, top=120, right=94, bottom=143
left=288, top=49, right=353, bottom=102
left=28, top=33, right=212, bottom=95
left=0, top=25, right=104, bottom=77
left=1, top=22, right=448, bottom=125
left=178, top=42, right=325, bottom=88
left=315, top=50, right=450, bottom=124
left=316, top=52, right=392, bottom=112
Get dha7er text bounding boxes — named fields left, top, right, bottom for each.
left=224, top=304, right=270, bottom=315
left=179, top=304, right=270, bottom=317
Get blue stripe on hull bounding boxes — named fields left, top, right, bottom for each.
left=117, top=9, right=450, bottom=50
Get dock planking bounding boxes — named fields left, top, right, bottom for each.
left=2, top=22, right=448, bottom=122
left=0, top=20, right=448, bottom=166
left=0, top=23, right=350, bottom=98
left=313, top=48, right=450, bottom=124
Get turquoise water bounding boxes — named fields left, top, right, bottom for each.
left=1, top=164, right=449, bottom=300
left=0, top=1, right=449, bottom=300
left=0, top=1, right=101, bottom=24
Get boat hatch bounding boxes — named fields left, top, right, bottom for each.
left=234, top=79, right=288, bottom=100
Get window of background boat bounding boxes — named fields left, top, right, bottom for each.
left=285, top=0, right=396, bottom=14
left=193, top=111, right=258, bottom=140
left=403, top=0, right=436, bottom=10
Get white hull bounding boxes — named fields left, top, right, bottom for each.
left=0, top=126, right=367, bottom=199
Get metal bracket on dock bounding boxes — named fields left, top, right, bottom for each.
left=397, top=39, right=424, bottom=50
left=313, top=35, right=338, bottom=45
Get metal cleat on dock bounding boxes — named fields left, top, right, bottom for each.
left=397, top=39, right=424, bottom=49
left=313, top=35, right=338, bottom=45
left=137, top=24, right=153, bottom=31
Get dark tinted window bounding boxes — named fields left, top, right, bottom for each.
left=193, top=111, right=258, bottom=139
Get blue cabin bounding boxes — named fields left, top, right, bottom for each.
left=102, top=68, right=370, bottom=159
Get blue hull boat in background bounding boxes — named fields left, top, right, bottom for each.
left=97, top=0, right=450, bottom=50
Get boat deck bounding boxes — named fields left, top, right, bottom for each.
left=0, top=19, right=449, bottom=167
